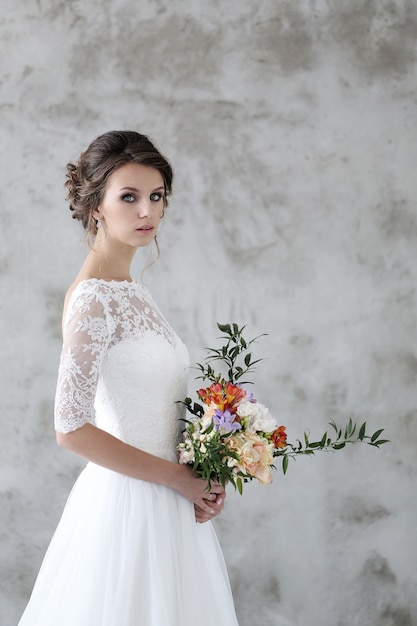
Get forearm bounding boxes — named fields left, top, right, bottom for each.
left=56, top=423, right=184, bottom=491
left=56, top=424, right=226, bottom=517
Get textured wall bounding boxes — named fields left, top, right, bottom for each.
left=1, top=1, right=417, bottom=625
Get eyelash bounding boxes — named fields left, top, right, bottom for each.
left=121, top=194, right=135, bottom=203
left=121, top=193, right=164, bottom=203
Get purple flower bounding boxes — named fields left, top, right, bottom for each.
left=237, top=384, right=256, bottom=403
left=247, top=391, right=256, bottom=403
left=213, top=409, right=242, bottom=433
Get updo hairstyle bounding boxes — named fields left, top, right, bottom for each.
left=65, top=130, right=173, bottom=242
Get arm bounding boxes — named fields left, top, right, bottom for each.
left=56, top=424, right=224, bottom=515
left=55, top=285, right=224, bottom=518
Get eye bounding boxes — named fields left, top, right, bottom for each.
left=150, top=192, right=164, bottom=202
left=121, top=193, right=136, bottom=203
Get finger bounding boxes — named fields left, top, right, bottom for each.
left=211, top=500, right=224, bottom=514
left=209, top=484, right=226, bottom=496
left=202, top=499, right=224, bottom=516
left=195, top=499, right=224, bottom=522
left=198, top=500, right=216, bottom=514
left=194, top=505, right=211, bottom=523
left=205, top=491, right=224, bottom=503
left=204, top=494, right=223, bottom=506
left=196, top=511, right=214, bottom=523
left=199, top=494, right=225, bottom=514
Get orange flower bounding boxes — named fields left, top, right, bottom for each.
left=271, top=426, right=287, bottom=449
left=198, top=381, right=246, bottom=413
left=198, top=383, right=223, bottom=406
left=224, top=382, right=246, bottom=411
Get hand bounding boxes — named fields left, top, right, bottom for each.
left=194, top=490, right=226, bottom=523
left=174, top=466, right=226, bottom=517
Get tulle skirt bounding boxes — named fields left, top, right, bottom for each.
left=18, top=463, right=239, bottom=625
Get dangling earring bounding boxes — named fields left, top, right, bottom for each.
left=96, top=218, right=102, bottom=229
left=154, top=235, right=160, bottom=260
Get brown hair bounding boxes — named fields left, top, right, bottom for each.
left=65, top=130, right=173, bottom=242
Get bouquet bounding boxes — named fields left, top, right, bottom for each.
left=178, top=323, right=389, bottom=494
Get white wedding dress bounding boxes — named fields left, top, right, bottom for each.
left=19, top=279, right=239, bottom=626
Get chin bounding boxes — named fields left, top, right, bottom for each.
left=134, top=236, right=156, bottom=248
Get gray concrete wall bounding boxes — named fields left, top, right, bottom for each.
left=1, top=1, right=416, bottom=625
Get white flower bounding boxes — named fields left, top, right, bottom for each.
left=236, top=401, right=257, bottom=419
left=237, top=401, right=278, bottom=433
left=178, top=447, right=194, bottom=464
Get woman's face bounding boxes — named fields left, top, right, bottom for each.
left=95, top=162, right=165, bottom=248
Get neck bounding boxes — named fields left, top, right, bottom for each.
left=80, top=238, right=136, bottom=282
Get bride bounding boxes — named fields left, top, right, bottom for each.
left=18, top=130, right=239, bottom=625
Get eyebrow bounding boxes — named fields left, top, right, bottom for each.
left=119, top=186, right=165, bottom=193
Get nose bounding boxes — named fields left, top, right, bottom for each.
left=137, top=198, right=151, bottom=218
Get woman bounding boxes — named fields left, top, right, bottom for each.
left=19, top=131, right=239, bottom=625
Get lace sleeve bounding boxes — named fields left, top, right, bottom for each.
left=54, top=285, right=112, bottom=433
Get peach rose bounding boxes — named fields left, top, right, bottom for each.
left=228, top=432, right=274, bottom=485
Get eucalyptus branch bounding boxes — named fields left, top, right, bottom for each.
left=274, top=418, right=390, bottom=474
left=194, top=322, right=267, bottom=385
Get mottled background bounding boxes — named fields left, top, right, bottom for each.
left=1, top=1, right=416, bottom=625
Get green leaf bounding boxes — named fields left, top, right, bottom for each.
left=248, top=358, right=263, bottom=367
left=345, top=418, right=352, bottom=437
left=282, top=455, right=289, bottom=474
left=244, top=353, right=252, bottom=367
left=237, top=477, right=243, bottom=495
left=358, top=422, right=366, bottom=441
left=203, top=420, right=214, bottom=434
left=344, top=424, right=349, bottom=439
left=329, top=420, right=338, bottom=434
left=217, top=323, right=231, bottom=333
left=371, top=429, right=384, bottom=442
left=230, top=346, right=240, bottom=360
left=333, top=442, right=346, bottom=450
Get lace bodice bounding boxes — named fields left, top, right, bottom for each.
left=54, top=279, right=189, bottom=462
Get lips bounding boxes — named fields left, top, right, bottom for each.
left=136, top=225, right=154, bottom=232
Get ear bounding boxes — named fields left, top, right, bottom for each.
left=92, top=208, right=101, bottom=221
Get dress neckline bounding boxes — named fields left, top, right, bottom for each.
left=78, top=277, right=135, bottom=286
left=73, top=278, right=148, bottom=297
